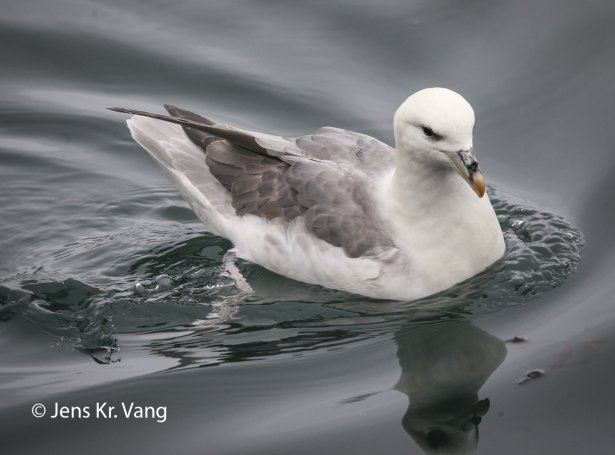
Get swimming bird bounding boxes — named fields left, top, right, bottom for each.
left=110, top=88, right=505, bottom=301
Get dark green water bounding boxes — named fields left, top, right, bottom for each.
left=1, top=1, right=614, bottom=454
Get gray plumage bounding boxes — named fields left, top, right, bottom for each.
left=109, top=105, right=397, bottom=258
left=114, top=88, right=507, bottom=301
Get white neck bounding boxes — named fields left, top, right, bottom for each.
left=390, top=147, right=469, bottom=216
left=377, top=145, right=505, bottom=296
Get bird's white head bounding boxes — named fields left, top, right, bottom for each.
left=393, top=87, right=485, bottom=197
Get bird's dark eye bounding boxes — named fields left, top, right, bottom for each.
left=422, top=126, right=435, bottom=137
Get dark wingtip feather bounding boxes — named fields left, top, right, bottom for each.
left=163, top=104, right=179, bottom=115
left=110, top=105, right=265, bottom=156
left=164, top=104, right=216, bottom=126
left=107, top=107, right=136, bottom=114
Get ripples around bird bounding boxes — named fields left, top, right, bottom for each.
left=0, top=187, right=582, bottom=367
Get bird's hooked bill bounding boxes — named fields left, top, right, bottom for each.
left=447, top=148, right=485, bottom=198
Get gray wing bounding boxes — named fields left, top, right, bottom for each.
left=293, top=127, right=395, bottom=174
left=111, top=105, right=396, bottom=258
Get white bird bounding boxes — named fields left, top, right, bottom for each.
left=110, top=88, right=505, bottom=301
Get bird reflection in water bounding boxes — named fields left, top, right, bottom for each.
left=394, top=320, right=506, bottom=454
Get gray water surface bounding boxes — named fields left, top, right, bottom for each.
left=1, top=1, right=614, bottom=454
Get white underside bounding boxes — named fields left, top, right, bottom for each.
left=127, top=117, right=505, bottom=301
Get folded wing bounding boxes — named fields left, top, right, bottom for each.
left=113, top=105, right=397, bottom=258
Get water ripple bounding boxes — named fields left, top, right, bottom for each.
left=0, top=186, right=583, bottom=367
